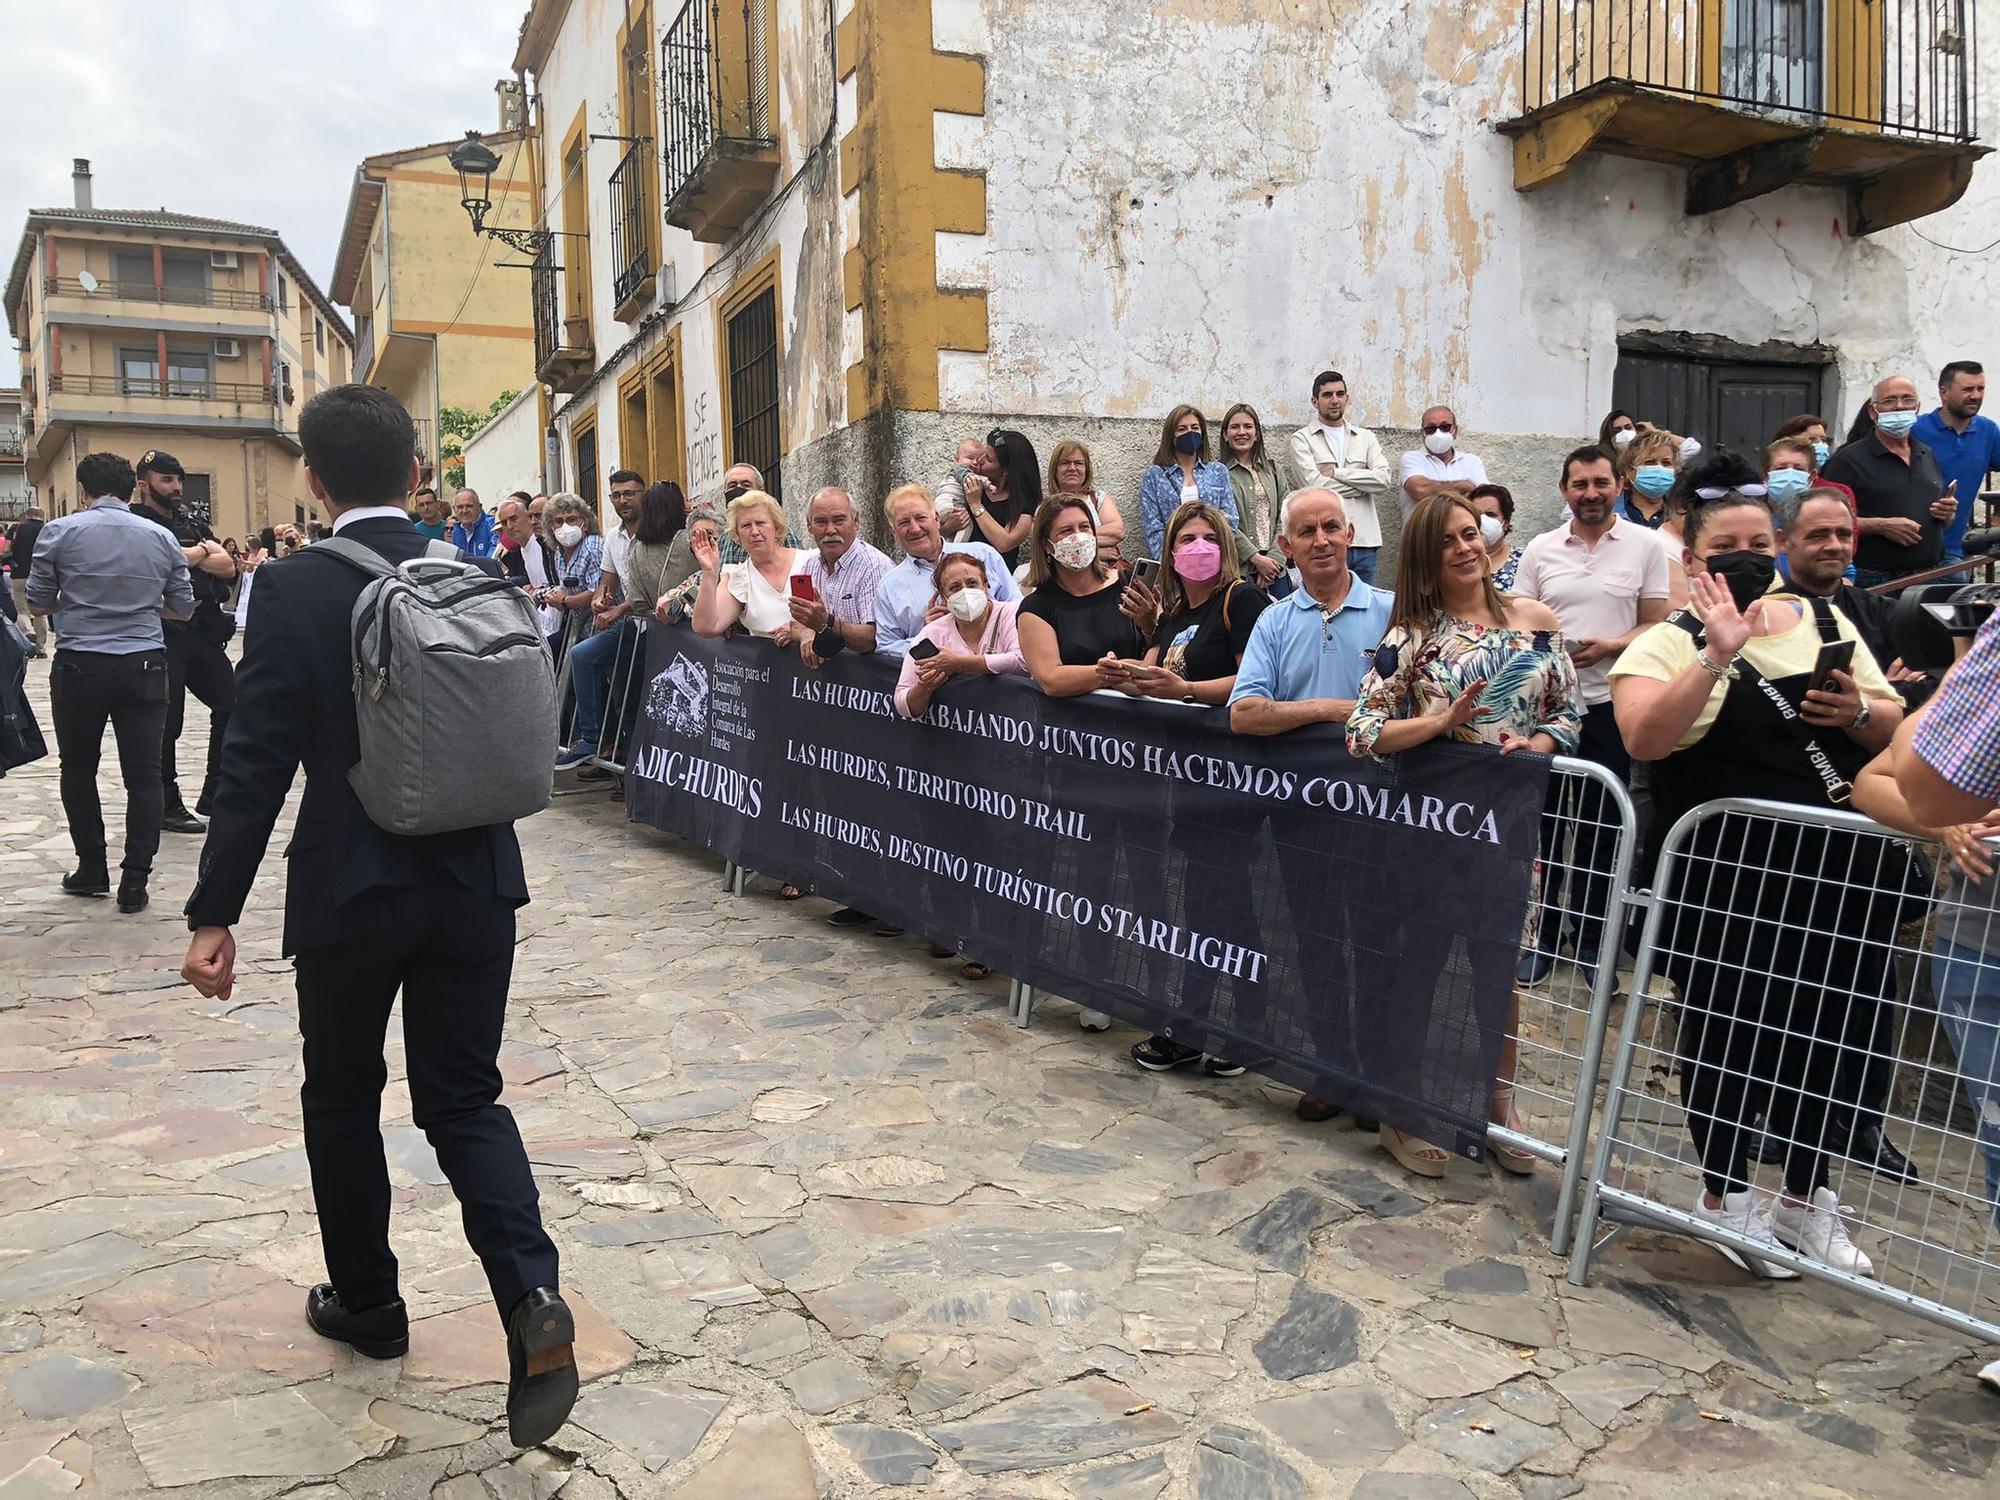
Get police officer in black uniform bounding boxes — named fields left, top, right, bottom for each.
left=132, top=450, right=238, bottom=833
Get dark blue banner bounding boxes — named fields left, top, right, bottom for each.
left=625, top=626, right=1550, bottom=1158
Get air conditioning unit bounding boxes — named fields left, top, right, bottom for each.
left=209, top=250, right=239, bottom=269
left=213, top=338, right=242, bottom=359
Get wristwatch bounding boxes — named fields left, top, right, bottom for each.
left=1851, top=698, right=1873, bottom=731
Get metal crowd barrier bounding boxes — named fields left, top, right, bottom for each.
left=1568, top=798, right=2000, bottom=1345
left=551, top=610, right=650, bottom=789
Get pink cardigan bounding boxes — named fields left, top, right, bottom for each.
left=893, top=599, right=1029, bottom=718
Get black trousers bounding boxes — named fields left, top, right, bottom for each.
left=50, top=648, right=167, bottom=873
left=162, top=625, right=234, bottom=804
left=294, top=883, right=558, bottom=1320
left=1531, top=701, right=1630, bottom=962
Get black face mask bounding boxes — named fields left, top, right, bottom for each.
left=723, top=482, right=751, bottom=502
left=1704, top=550, right=1778, bottom=612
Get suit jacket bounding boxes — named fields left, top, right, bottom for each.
left=185, top=516, right=529, bottom=954
left=1286, top=424, right=1393, bottom=549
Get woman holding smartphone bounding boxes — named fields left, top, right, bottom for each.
left=691, top=491, right=809, bottom=643
left=894, top=550, right=1028, bottom=720
left=1124, top=501, right=1271, bottom=1078
left=1610, top=463, right=1911, bottom=1280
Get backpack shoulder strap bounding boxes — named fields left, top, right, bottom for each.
left=311, top=536, right=398, bottom=581
left=1808, top=593, right=1841, bottom=643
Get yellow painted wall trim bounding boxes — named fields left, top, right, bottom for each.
left=840, top=0, right=991, bottom=417
left=714, top=248, right=786, bottom=473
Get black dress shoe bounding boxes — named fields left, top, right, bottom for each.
left=1852, top=1120, right=1921, bottom=1183
left=1295, top=1095, right=1343, bottom=1123
left=116, top=871, right=149, bottom=914
left=505, top=1287, right=578, bottom=1448
left=62, top=865, right=110, bottom=898
left=161, top=805, right=206, bottom=835
left=305, top=1284, right=409, bottom=1359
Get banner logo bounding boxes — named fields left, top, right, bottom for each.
left=645, top=653, right=710, bottom=740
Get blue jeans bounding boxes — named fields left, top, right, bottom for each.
left=1348, top=547, right=1380, bottom=585
left=1933, top=938, right=2000, bottom=1226
left=567, top=618, right=640, bottom=751
left=1852, top=566, right=1905, bottom=591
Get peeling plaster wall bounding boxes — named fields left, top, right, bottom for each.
left=534, top=0, right=847, bottom=528
left=937, top=0, right=2000, bottom=498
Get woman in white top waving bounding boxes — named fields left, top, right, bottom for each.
left=692, top=491, right=807, bottom=642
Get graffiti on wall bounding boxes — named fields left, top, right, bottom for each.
left=686, top=391, right=721, bottom=496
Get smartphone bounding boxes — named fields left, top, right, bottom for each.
left=1809, top=639, right=1856, bottom=696
left=789, top=573, right=818, bottom=602
left=908, top=639, right=941, bottom=661
left=1134, top=558, right=1162, bottom=590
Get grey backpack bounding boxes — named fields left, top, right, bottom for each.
left=317, top=537, right=557, bottom=835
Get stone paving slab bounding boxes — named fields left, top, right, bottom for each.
left=0, top=660, right=1995, bottom=1497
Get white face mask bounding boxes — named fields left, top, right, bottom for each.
left=1051, top=534, right=1097, bottom=571
left=555, top=523, right=583, bottom=548
left=1479, top=514, right=1504, bottom=547
left=1423, top=429, right=1455, bottom=456
left=946, top=586, right=989, bottom=622
left=1611, top=428, right=1637, bottom=449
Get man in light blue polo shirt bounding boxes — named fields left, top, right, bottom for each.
left=1913, top=360, right=1999, bottom=564
left=1229, top=486, right=1394, bottom=1123
left=1229, top=488, right=1393, bottom=732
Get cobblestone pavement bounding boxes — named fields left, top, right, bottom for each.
left=2, top=659, right=1997, bottom=1499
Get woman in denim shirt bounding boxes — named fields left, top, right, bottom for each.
left=1138, top=404, right=1239, bottom=557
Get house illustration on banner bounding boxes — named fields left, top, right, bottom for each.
left=645, top=653, right=708, bottom=740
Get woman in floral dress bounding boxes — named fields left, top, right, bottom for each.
left=1347, top=494, right=1583, bottom=1178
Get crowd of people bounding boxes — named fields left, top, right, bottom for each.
left=499, top=360, right=2000, bottom=1296
left=10, top=360, right=2000, bottom=1334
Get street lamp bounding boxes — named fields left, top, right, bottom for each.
left=448, top=130, right=554, bottom=258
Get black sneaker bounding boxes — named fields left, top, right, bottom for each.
left=1202, top=1057, right=1247, bottom=1078
left=116, top=871, right=149, bottom=914
left=1131, top=1035, right=1202, bottom=1071
left=161, top=804, right=205, bottom=835
left=826, top=907, right=874, bottom=928
left=62, top=864, right=111, bottom=898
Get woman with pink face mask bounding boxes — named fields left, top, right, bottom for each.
left=1120, top=500, right=1272, bottom=1079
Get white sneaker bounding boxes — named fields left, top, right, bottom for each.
left=1078, top=1008, right=1112, bottom=1032
left=1770, top=1187, right=1875, bottom=1278
left=1977, top=1356, right=2000, bottom=1394
left=1691, top=1187, right=1801, bottom=1279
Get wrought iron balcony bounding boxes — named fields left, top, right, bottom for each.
left=531, top=237, right=593, bottom=393
left=43, top=275, right=270, bottom=311
left=1501, top=0, right=1988, bottom=233
left=660, top=0, right=780, bottom=243
left=610, top=140, right=656, bottom=311
left=0, top=429, right=23, bottom=459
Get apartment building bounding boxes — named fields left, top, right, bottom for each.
left=4, top=160, right=354, bottom=540
left=493, top=0, right=1992, bottom=549
left=331, top=94, right=539, bottom=482
left=0, top=388, right=27, bottom=521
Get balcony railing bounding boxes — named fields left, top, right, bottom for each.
left=0, top=430, right=22, bottom=458
left=609, top=140, right=655, bottom=309
left=1521, top=0, right=1980, bottom=141
left=43, top=275, right=271, bottom=311
left=661, top=0, right=776, bottom=213
left=413, top=416, right=433, bottom=461
left=48, top=373, right=277, bottom=404
left=532, top=237, right=562, bottom=375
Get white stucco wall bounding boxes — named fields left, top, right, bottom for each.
left=532, top=0, right=848, bottom=523
left=462, top=385, right=545, bottom=504
left=936, top=0, right=2000, bottom=450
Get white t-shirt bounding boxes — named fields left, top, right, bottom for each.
left=1317, top=423, right=1348, bottom=464
left=1396, top=449, right=1490, bottom=521
left=723, top=549, right=803, bottom=637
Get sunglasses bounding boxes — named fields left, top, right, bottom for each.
left=1694, top=484, right=1768, bottom=500
left=1421, top=423, right=1454, bottom=435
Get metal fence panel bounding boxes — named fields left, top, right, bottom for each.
left=1569, top=797, right=2000, bottom=1344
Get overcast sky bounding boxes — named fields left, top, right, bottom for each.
left=0, top=0, right=527, bottom=384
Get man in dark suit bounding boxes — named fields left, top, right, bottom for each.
left=179, top=385, right=575, bottom=1448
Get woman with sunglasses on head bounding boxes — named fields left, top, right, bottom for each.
left=950, top=428, right=1040, bottom=570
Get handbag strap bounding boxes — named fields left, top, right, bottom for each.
left=1668, top=605, right=1852, bottom=804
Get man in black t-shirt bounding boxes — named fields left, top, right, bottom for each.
left=1821, top=373, right=1952, bottom=587
left=133, top=451, right=237, bottom=830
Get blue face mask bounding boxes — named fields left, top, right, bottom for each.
left=1765, top=468, right=1812, bottom=500
left=1632, top=464, right=1676, bottom=499
left=1875, top=409, right=1919, bottom=438
left=1174, top=431, right=1204, bottom=457
left=1812, top=440, right=1831, bottom=466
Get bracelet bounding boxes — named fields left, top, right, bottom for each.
left=1695, top=652, right=1737, bottom=681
